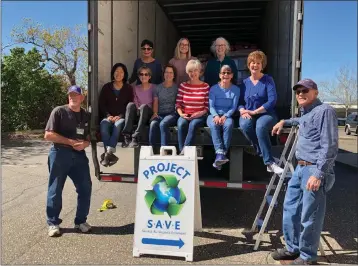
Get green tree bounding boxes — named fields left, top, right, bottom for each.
left=9, top=18, right=87, bottom=87
left=1, top=47, right=67, bottom=132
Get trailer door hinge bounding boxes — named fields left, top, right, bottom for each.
left=88, top=65, right=92, bottom=73
left=296, top=60, right=301, bottom=69
left=298, top=12, right=303, bottom=21
left=88, top=23, right=92, bottom=31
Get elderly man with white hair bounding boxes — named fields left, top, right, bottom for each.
left=204, top=37, right=238, bottom=87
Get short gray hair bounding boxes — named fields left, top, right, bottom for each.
left=186, top=59, right=202, bottom=74
left=210, top=37, right=230, bottom=55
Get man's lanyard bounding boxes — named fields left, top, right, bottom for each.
left=75, top=110, right=85, bottom=136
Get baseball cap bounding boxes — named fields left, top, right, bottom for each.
left=292, top=79, right=318, bottom=91
left=67, top=85, right=82, bottom=94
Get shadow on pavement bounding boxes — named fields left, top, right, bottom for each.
left=1, top=139, right=50, bottom=165
left=61, top=223, right=134, bottom=235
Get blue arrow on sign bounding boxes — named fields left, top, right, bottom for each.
left=142, top=238, right=185, bottom=249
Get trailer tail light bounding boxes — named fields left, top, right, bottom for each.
left=278, top=133, right=289, bottom=145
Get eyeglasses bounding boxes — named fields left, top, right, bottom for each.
left=141, top=47, right=152, bottom=51
left=215, top=44, right=225, bottom=48
left=295, top=88, right=310, bottom=95
left=180, top=43, right=189, bottom=47
left=139, top=73, right=150, bottom=76
left=164, top=72, right=174, bottom=74
left=221, top=71, right=232, bottom=75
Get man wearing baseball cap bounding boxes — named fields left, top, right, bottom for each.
left=271, top=79, right=338, bottom=264
left=44, top=85, right=92, bottom=237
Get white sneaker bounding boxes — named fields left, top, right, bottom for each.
left=267, top=163, right=284, bottom=174
left=48, top=225, right=61, bottom=237
left=75, top=222, right=92, bottom=233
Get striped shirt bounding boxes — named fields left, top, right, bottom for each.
left=175, top=82, right=209, bottom=114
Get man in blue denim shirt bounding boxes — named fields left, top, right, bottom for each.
left=271, top=79, right=338, bottom=265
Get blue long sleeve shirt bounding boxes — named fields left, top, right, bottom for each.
left=209, top=84, right=240, bottom=118
left=284, top=99, right=339, bottom=179
left=238, top=74, right=277, bottom=112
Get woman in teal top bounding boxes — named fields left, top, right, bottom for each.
left=204, top=37, right=238, bottom=87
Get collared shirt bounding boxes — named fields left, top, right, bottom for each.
left=284, top=99, right=339, bottom=179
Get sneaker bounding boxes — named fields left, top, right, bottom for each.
left=212, top=162, right=222, bottom=170
left=129, top=137, right=139, bottom=148
left=214, top=153, right=229, bottom=166
left=267, top=162, right=284, bottom=174
left=122, top=134, right=131, bottom=148
left=290, top=257, right=317, bottom=265
left=48, top=225, right=61, bottom=237
left=271, top=248, right=300, bottom=261
left=100, top=152, right=111, bottom=167
left=75, top=222, right=92, bottom=233
left=107, top=153, right=118, bottom=166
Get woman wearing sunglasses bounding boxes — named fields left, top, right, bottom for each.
left=169, top=38, right=197, bottom=86
left=176, top=59, right=209, bottom=153
left=207, top=65, right=240, bottom=170
left=122, top=66, right=155, bottom=147
left=238, top=50, right=283, bottom=174
left=128, top=39, right=163, bottom=85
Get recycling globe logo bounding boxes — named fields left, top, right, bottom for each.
left=145, top=175, right=186, bottom=216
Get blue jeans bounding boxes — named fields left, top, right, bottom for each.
left=149, top=113, right=178, bottom=146
left=283, top=165, right=335, bottom=261
left=100, top=118, right=125, bottom=149
left=239, top=113, right=277, bottom=165
left=207, top=115, right=234, bottom=154
left=46, top=146, right=92, bottom=226
left=177, top=116, right=206, bottom=151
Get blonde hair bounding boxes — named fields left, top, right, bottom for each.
left=174, top=38, right=192, bottom=59
left=247, top=50, right=267, bottom=69
left=210, top=37, right=230, bottom=56
left=185, top=59, right=202, bottom=74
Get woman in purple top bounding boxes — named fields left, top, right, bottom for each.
left=239, top=51, right=283, bottom=174
left=122, top=66, right=155, bottom=147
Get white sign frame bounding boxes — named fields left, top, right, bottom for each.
left=133, top=146, right=202, bottom=262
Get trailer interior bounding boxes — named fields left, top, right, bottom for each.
left=88, top=0, right=303, bottom=187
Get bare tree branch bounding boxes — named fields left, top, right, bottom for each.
left=319, top=65, right=358, bottom=117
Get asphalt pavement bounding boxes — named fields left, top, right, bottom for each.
left=1, top=135, right=357, bottom=265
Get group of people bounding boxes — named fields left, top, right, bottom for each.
left=44, top=36, right=339, bottom=265
left=98, top=37, right=283, bottom=174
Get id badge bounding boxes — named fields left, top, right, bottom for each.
left=76, top=127, right=85, bottom=135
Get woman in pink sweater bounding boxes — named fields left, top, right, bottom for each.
left=122, top=66, right=155, bottom=147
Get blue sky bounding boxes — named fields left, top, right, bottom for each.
left=2, top=1, right=357, bottom=84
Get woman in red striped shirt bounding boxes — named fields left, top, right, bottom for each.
left=176, top=59, right=209, bottom=153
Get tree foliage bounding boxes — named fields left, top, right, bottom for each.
left=10, top=18, right=88, bottom=87
left=319, top=66, right=357, bottom=117
left=1, top=47, right=68, bottom=132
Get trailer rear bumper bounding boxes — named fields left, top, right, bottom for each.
left=99, top=173, right=274, bottom=190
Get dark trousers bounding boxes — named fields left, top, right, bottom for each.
left=123, top=102, right=152, bottom=139
left=46, top=146, right=92, bottom=226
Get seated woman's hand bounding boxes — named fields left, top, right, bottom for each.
left=107, top=116, right=114, bottom=122
left=213, top=115, right=221, bottom=125
left=219, top=116, right=226, bottom=125
left=150, top=113, right=159, bottom=121
left=113, top=116, right=121, bottom=122
left=241, top=113, right=252, bottom=119
left=189, top=112, right=202, bottom=120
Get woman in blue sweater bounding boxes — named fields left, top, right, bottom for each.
left=239, top=51, right=283, bottom=174
left=207, top=65, right=240, bottom=169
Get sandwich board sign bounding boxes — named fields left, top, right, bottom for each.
left=133, top=146, right=202, bottom=262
